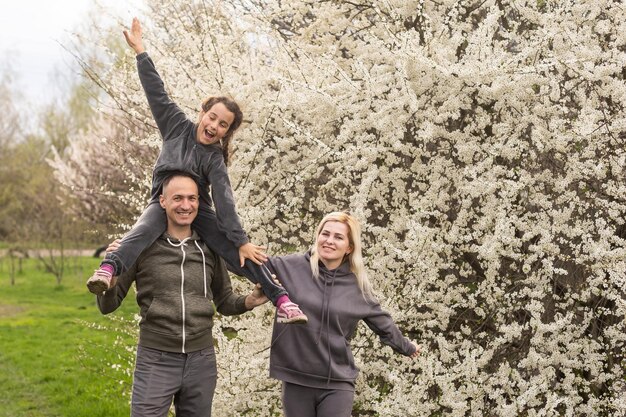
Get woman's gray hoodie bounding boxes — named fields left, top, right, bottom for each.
left=136, top=52, right=248, bottom=248
left=267, top=252, right=416, bottom=391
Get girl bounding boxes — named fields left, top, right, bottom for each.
left=87, top=18, right=306, bottom=324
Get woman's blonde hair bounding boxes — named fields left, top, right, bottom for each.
left=309, top=212, right=375, bottom=301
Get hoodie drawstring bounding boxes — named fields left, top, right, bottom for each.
left=314, top=267, right=338, bottom=385
left=316, top=272, right=329, bottom=345
left=167, top=236, right=209, bottom=354
left=194, top=240, right=208, bottom=298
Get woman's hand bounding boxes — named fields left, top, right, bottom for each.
left=238, top=242, right=268, bottom=266
left=410, top=341, right=421, bottom=358
left=245, top=283, right=269, bottom=310
left=123, top=17, right=145, bottom=54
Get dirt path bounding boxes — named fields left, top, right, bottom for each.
left=0, top=304, right=26, bottom=318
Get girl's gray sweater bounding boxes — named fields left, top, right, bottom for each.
left=136, top=52, right=248, bottom=248
left=267, top=252, right=416, bottom=391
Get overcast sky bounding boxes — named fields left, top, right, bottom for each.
left=0, top=0, right=143, bottom=109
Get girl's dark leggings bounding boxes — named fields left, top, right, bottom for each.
left=102, top=200, right=287, bottom=304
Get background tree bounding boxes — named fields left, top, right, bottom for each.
left=0, top=63, right=25, bottom=238
left=59, top=0, right=626, bottom=415
left=0, top=57, right=108, bottom=284
left=50, top=21, right=161, bottom=238
left=0, top=63, right=28, bottom=285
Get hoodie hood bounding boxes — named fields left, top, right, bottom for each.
left=303, top=249, right=353, bottom=279
left=158, top=230, right=202, bottom=244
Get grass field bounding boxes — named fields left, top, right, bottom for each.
left=0, top=256, right=137, bottom=417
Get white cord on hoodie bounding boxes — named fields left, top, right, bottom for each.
left=167, top=237, right=209, bottom=353
left=194, top=240, right=208, bottom=298
left=167, top=237, right=189, bottom=353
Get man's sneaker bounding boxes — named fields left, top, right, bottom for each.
left=86, top=269, right=113, bottom=294
left=277, top=301, right=308, bottom=324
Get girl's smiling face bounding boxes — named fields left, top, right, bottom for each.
left=316, top=220, right=352, bottom=270
left=196, top=102, right=235, bottom=145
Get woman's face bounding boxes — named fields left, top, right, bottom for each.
left=316, top=220, right=352, bottom=269
left=196, top=102, right=235, bottom=145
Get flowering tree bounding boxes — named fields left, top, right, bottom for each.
left=57, top=0, right=626, bottom=415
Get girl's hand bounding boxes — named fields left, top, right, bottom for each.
left=123, top=17, right=145, bottom=54
left=410, top=341, right=421, bottom=358
left=106, top=239, right=122, bottom=253
left=238, top=242, right=268, bottom=266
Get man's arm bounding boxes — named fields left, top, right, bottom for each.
left=211, top=255, right=268, bottom=315
left=96, top=263, right=137, bottom=314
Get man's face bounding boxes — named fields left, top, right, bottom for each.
left=159, top=176, right=199, bottom=228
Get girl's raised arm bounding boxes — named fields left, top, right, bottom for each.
left=123, top=17, right=145, bottom=55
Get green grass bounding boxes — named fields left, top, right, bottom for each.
left=0, top=257, right=137, bottom=417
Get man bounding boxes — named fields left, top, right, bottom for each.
left=96, top=173, right=268, bottom=417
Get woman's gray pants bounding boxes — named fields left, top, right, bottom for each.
left=282, top=381, right=355, bottom=417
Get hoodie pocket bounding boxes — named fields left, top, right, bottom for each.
left=327, top=333, right=358, bottom=379
left=144, top=296, right=183, bottom=336
left=182, top=294, right=215, bottom=337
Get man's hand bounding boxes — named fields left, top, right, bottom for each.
left=123, top=17, right=145, bottom=54
left=108, top=275, right=118, bottom=289
left=238, top=242, right=268, bottom=267
left=245, top=283, right=269, bottom=310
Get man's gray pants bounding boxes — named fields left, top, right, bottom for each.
left=131, top=345, right=217, bottom=417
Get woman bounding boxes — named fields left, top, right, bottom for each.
left=266, top=212, right=420, bottom=417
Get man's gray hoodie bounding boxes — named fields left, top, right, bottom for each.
left=267, top=252, right=416, bottom=391
left=136, top=52, right=248, bottom=248
left=97, top=231, right=248, bottom=353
